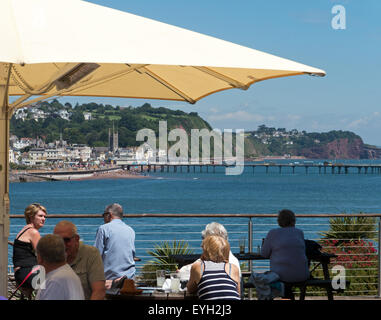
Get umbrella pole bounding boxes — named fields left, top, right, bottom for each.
left=0, top=65, right=11, bottom=298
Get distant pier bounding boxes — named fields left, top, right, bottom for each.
left=124, top=163, right=381, bottom=175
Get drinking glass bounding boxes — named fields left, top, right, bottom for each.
left=156, top=270, right=166, bottom=288
left=170, top=273, right=180, bottom=293
left=239, top=237, right=245, bottom=254
left=179, top=269, right=189, bottom=290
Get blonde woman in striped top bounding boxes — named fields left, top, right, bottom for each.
left=187, top=235, right=240, bottom=300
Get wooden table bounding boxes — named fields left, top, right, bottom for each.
left=171, top=252, right=335, bottom=274
left=106, top=290, right=196, bottom=300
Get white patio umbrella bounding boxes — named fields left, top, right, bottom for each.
left=0, top=0, right=325, bottom=296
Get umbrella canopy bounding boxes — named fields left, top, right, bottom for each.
left=0, top=0, right=326, bottom=297
left=1, top=0, right=325, bottom=108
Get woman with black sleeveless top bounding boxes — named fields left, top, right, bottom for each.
left=13, top=203, right=47, bottom=290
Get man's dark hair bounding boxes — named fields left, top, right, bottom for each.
left=277, top=209, right=296, bottom=227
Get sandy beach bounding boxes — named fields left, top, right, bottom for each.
left=71, top=169, right=151, bottom=181
left=10, top=168, right=152, bottom=182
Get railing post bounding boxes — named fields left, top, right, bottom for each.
left=248, top=217, right=253, bottom=299
left=377, top=217, right=381, bottom=298
left=248, top=218, right=253, bottom=269
left=248, top=217, right=253, bottom=253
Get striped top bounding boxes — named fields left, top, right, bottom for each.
left=197, top=260, right=240, bottom=300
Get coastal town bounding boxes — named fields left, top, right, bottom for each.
left=8, top=132, right=157, bottom=182
left=10, top=105, right=163, bottom=169
left=9, top=133, right=160, bottom=169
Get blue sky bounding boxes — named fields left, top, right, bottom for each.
left=60, top=1, right=381, bottom=145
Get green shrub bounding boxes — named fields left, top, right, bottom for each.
left=140, top=240, right=194, bottom=286
left=320, top=215, right=377, bottom=245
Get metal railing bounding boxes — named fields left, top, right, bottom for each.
left=8, top=213, right=381, bottom=298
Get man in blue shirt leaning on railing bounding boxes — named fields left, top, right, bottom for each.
left=94, top=203, right=136, bottom=286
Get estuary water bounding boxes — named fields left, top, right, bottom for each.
left=10, top=160, right=381, bottom=215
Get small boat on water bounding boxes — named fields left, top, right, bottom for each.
left=222, top=160, right=235, bottom=167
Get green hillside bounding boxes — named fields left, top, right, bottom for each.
left=10, top=100, right=212, bottom=148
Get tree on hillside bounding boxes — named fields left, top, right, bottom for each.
left=70, top=110, right=85, bottom=123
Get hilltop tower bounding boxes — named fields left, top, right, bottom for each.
left=108, top=127, right=111, bottom=151
left=109, top=122, right=118, bottom=153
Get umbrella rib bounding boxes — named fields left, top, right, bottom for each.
left=9, top=63, right=80, bottom=109
left=192, top=66, right=250, bottom=90
left=9, top=94, right=31, bottom=110
left=1, top=63, right=12, bottom=106
left=10, top=64, right=149, bottom=109
left=61, top=64, right=149, bottom=96
left=11, top=93, right=59, bottom=109
left=140, top=67, right=196, bottom=104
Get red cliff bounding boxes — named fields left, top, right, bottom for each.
left=298, top=138, right=381, bottom=159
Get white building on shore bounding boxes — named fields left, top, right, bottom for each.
left=11, top=135, right=169, bottom=167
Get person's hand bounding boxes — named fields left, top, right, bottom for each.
left=105, top=280, right=113, bottom=290
left=105, top=276, right=125, bottom=290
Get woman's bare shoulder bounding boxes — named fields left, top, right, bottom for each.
left=228, top=263, right=240, bottom=282
left=27, top=228, right=40, bottom=236
left=191, top=260, right=202, bottom=270
left=24, top=227, right=41, bottom=242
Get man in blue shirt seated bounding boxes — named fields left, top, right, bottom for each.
left=94, top=203, right=136, bottom=283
